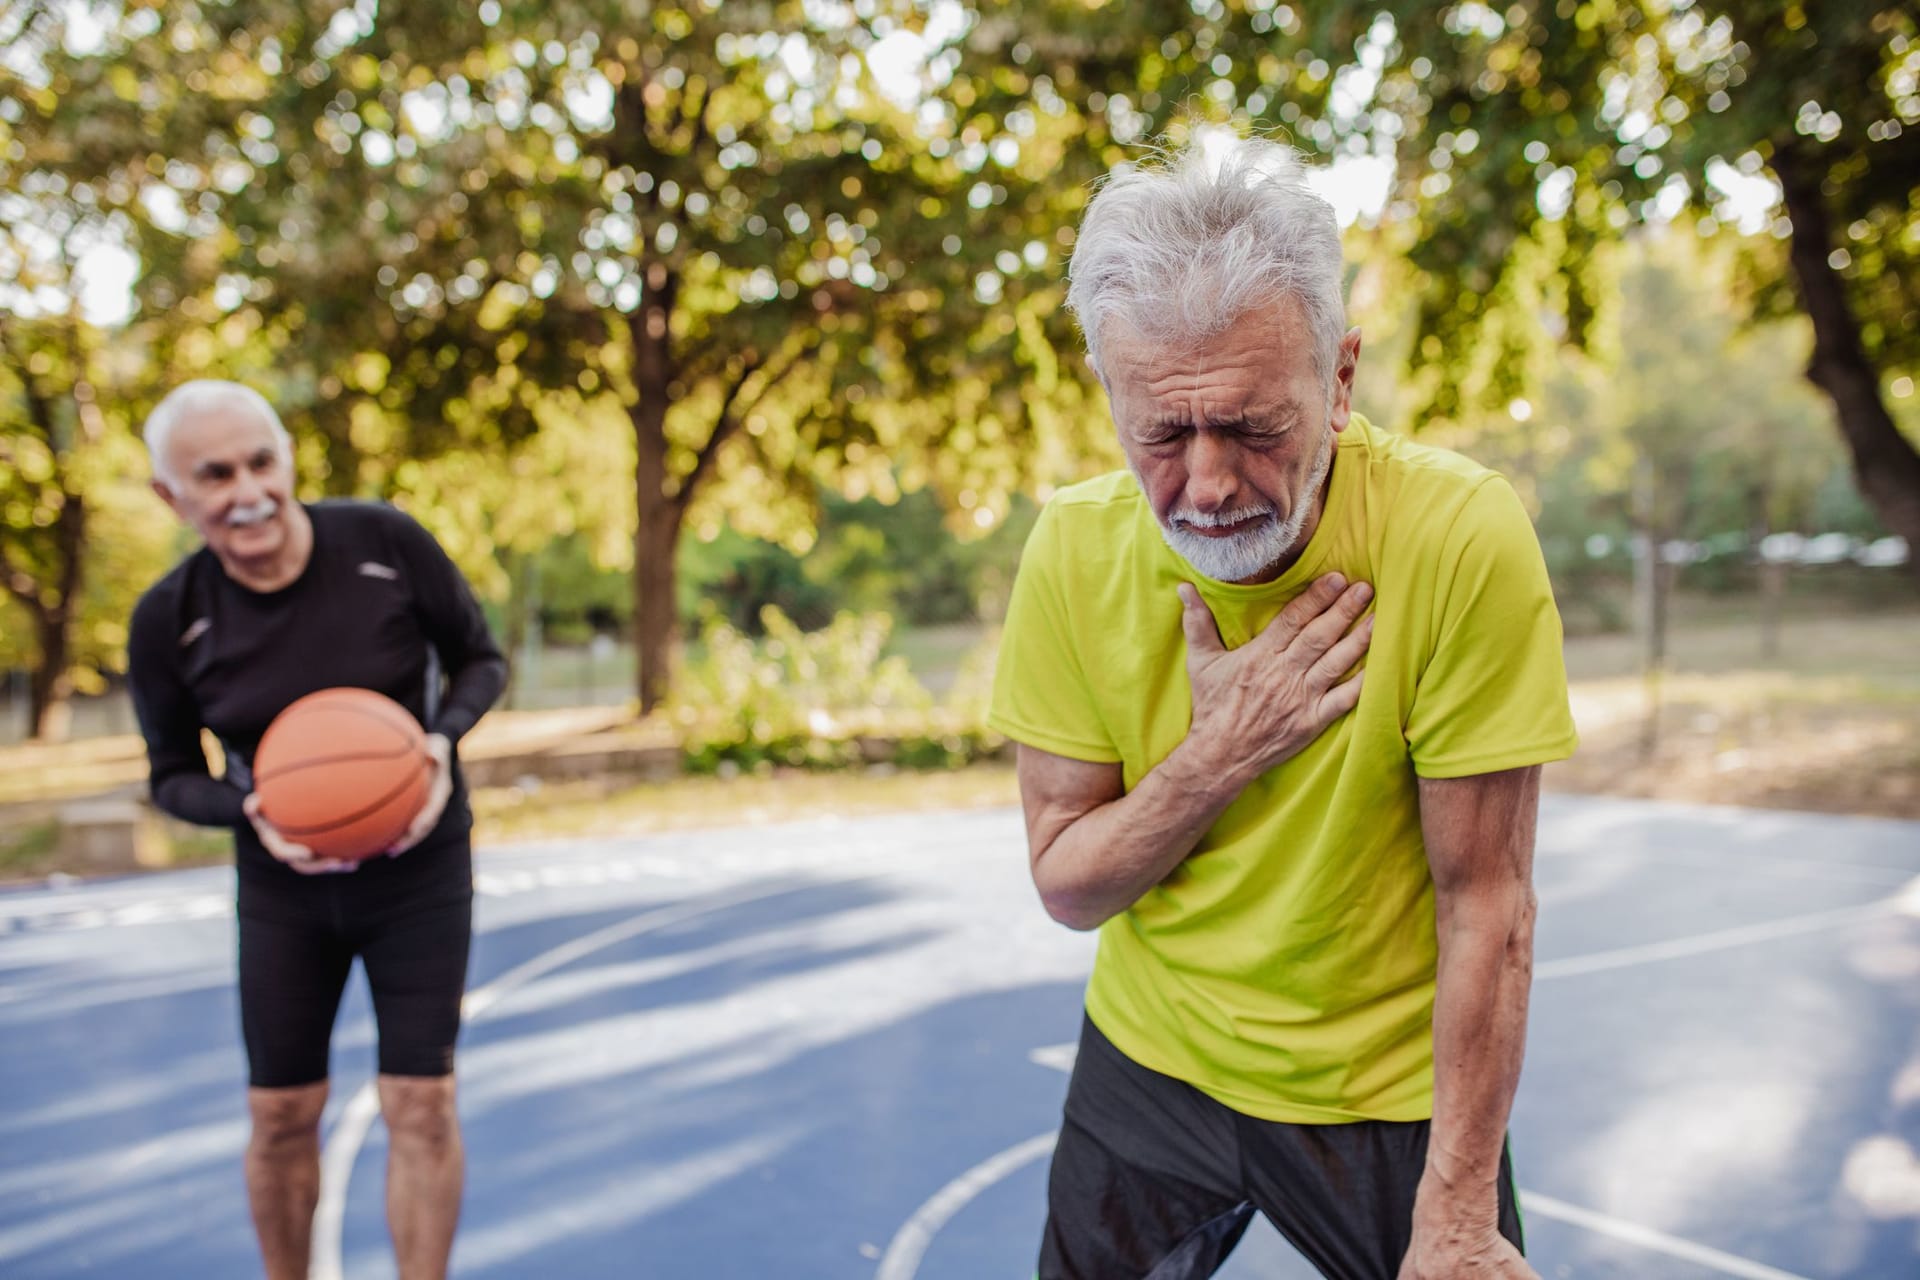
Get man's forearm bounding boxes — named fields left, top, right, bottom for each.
left=431, top=655, right=508, bottom=743
left=1424, top=884, right=1534, bottom=1197
left=1032, top=739, right=1251, bottom=930
left=152, top=772, right=248, bottom=828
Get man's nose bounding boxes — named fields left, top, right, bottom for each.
left=1184, top=432, right=1241, bottom=512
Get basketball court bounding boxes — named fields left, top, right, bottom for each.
left=1, top=794, right=1916, bottom=1278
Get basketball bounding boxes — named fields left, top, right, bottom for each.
left=253, top=687, right=434, bottom=861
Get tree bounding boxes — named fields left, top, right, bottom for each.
left=0, top=311, right=95, bottom=741
left=954, top=0, right=1920, bottom=582
left=0, top=4, right=190, bottom=738
left=1494, top=233, right=1844, bottom=747
left=0, top=309, right=179, bottom=741
left=33, top=0, right=1111, bottom=712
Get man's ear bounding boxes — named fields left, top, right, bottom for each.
left=1329, top=327, right=1363, bottom=432
left=150, top=479, right=182, bottom=516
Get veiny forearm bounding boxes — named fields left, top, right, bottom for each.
left=1427, top=881, right=1534, bottom=1193
left=1032, top=739, right=1251, bottom=930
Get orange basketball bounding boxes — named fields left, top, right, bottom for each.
left=253, top=687, right=433, bottom=861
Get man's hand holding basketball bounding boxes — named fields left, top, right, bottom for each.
left=243, top=792, right=357, bottom=874
left=388, top=733, right=453, bottom=856
left=1179, top=571, right=1373, bottom=787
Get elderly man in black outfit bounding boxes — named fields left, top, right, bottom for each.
left=127, top=380, right=506, bottom=1280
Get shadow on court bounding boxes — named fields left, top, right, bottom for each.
left=423, top=982, right=1087, bottom=1278
left=2, top=798, right=1917, bottom=1279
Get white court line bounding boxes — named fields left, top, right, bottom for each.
left=310, top=879, right=854, bottom=1280
left=874, top=1131, right=1058, bottom=1280
left=1519, top=1192, right=1813, bottom=1280
left=311, top=820, right=1023, bottom=1278
left=872, top=1129, right=1816, bottom=1280
left=310, top=1090, right=381, bottom=1273
left=1534, top=899, right=1898, bottom=980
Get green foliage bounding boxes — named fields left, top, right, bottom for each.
left=678, top=525, right=838, bottom=633
left=956, top=1, right=1914, bottom=412
left=824, top=489, right=1041, bottom=626
left=1450, top=230, right=1881, bottom=626
left=5, top=0, right=1126, bottom=703
left=532, top=535, right=632, bottom=639
left=0, top=818, right=60, bottom=876
left=0, top=299, right=181, bottom=726
left=677, top=487, right=1041, bottom=635
left=949, top=0, right=1920, bottom=568
left=667, top=607, right=998, bottom=773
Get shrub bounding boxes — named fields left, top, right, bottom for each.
left=668, top=608, right=1003, bottom=773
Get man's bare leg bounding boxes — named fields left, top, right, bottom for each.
left=378, top=1073, right=463, bottom=1280
left=246, top=1081, right=330, bottom=1280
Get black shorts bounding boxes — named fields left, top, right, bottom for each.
left=1040, top=1017, right=1523, bottom=1280
left=236, top=853, right=472, bottom=1090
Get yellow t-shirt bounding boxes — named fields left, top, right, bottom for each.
left=988, top=414, right=1578, bottom=1123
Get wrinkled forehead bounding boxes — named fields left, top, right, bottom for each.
left=168, top=404, right=287, bottom=478
left=1103, top=301, right=1319, bottom=408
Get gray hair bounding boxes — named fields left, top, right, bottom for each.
left=1066, top=136, right=1347, bottom=387
left=143, top=380, right=291, bottom=487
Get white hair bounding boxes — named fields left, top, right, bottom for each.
left=1066, top=136, right=1347, bottom=387
left=142, top=380, right=291, bottom=487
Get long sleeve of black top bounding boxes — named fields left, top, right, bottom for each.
left=127, top=591, right=250, bottom=827
left=387, top=510, right=509, bottom=744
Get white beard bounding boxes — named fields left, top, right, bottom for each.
left=1141, top=428, right=1334, bottom=583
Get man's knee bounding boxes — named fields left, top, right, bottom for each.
left=248, top=1082, right=328, bottom=1151
left=378, top=1074, right=460, bottom=1151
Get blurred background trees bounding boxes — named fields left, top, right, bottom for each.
left=953, top=0, right=1919, bottom=563
left=2, top=0, right=1914, bottom=742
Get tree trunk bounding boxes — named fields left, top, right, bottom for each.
left=500, top=551, right=526, bottom=709
left=1636, top=551, right=1676, bottom=762
left=1749, top=480, right=1785, bottom=662
left=1758, top=559, right=1786, bottom=662
left=1632, top=457, right=1683, bottom=759
left=18, top=492, right=86, bottom=744
left=630, top=276, right=682, bottom=715
left=1773, top=149, right=1920, bottom=588
left=1631, top=461, right=1668, bottom=673
left=631, top=402, right=680, bottom=714
left=27, top=610, right=73, bottom=743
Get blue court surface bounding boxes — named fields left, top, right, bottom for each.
left=1, top=794, right=1917, bottom=1279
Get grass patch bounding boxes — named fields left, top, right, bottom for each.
left=0, top=820, right=60, bottom=878
left=160, top=823, right=235, bottom=866
left=473, top=761, right=1021, bottom=846
left=1560, top=605, right=1920, bottom=683
left=0, top=814, right=231, bottom=884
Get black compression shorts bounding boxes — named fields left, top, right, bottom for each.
left=1040, top=1016, right=1524, bottom=1280
left=237, top=851, right=472, bottom=1090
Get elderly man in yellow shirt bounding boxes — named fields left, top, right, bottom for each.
left=989, top=136, right=1578, bottom=1280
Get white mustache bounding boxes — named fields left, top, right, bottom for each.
left=226, top=498, right=279, bottom=527
left=1170, top=504, right=1274, bottom=529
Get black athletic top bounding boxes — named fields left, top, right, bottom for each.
left=128, top=500, right=508, bottom=907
